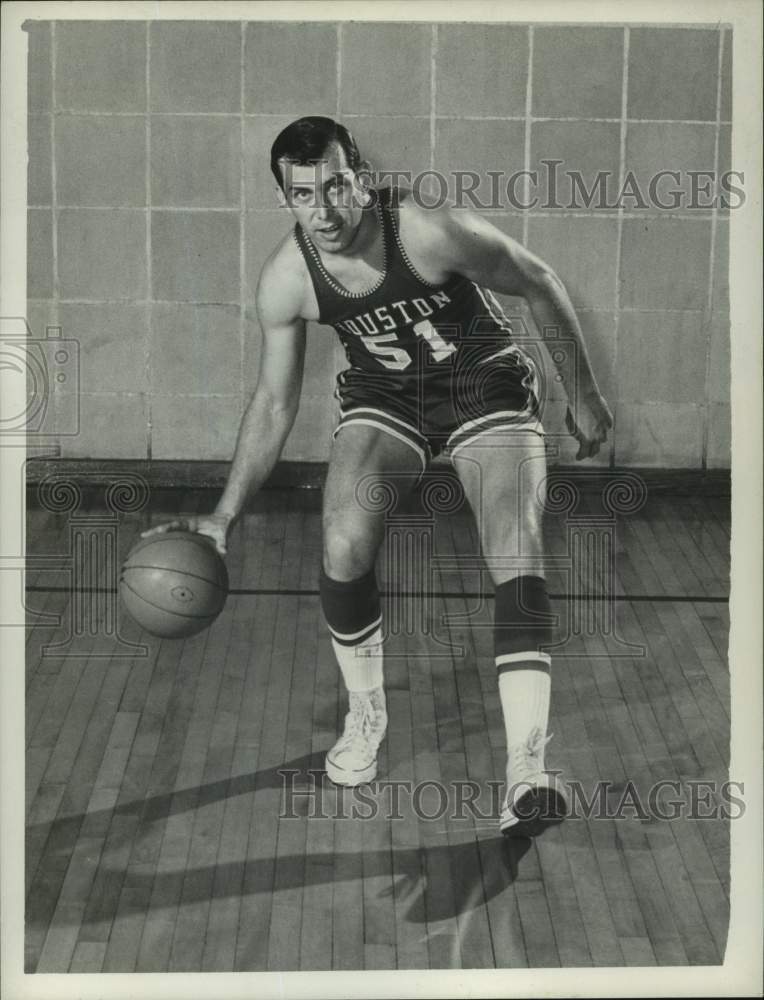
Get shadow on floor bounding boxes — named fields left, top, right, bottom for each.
left=27, top=752, right=532, bottom=925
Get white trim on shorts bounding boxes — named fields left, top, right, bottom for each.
left=337, top=406, right=424, bottom=437
left=447, top=410, right=546, bottom=459
left=333, top=409, right=430, bottom=471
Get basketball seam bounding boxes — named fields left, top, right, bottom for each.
left=120, top=564, right=228, bottom=591
left=130, top=533, right=220, bottom=554
left=127, top=534, right=227, bottom=566
left=120, top=577, right=221, bottom=620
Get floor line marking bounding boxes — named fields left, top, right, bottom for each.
left=24, top=586, right=729, bottom=604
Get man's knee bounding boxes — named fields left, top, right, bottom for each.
left=323, top=518, right=379, bottom=580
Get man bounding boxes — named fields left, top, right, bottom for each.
left=144, top=117, right=612, bottom=837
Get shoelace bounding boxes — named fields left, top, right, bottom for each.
left=336, top=695, right=378, bottom=752
left=508, top=726, right=554, bottom=783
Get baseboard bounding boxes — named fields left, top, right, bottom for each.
left=24, top=456, right=731, bottom=502
left=25, top=458, right=328, bottom=491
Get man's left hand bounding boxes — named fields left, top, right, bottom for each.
left=565, top=391, right=613, bottom=461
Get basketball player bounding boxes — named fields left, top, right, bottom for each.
left=144, top=117, right=612, bottom=837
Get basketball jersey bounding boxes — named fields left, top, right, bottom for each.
left=292, top=187, right=515, bottom=379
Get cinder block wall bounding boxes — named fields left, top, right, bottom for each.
left=26, top=20, right=731, bottom=468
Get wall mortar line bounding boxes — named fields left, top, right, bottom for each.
left=522, top=24, right=533, bottom=249
left=48, top=22, right=62, bottom=455
left=50, top=23, right=58, bottom=303
left=611, top=26, right=630, bottom=470
left=335, top=22, right=342, bottom=119
left=239, top=21, right=246, bottom=428
left=429, top=24, right=437, bottom=175
left=145, top=21, right=153, bottom=462
left=701, top=27, right=727, bottom=471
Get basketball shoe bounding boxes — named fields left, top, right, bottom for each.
left=500, top=727, right=570, bottom=837
left=325, top=687, right=387, bottom=786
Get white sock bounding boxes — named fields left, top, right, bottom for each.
left=498, top=662, right=551, bottom=757
left=332, top=625, right=384, bottom=693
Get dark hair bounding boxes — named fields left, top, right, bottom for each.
left=270, top=116, right=362, bottom=189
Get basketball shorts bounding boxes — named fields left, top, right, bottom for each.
left=333, top=340, right=544, bottom=471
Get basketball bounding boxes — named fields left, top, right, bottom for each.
left=119, top=530, right=229, bottom=638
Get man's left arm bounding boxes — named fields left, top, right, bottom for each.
left=429, top=207, right=614, bottom=460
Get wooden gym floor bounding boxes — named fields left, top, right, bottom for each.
left=24, top=476, right=731, bottom=971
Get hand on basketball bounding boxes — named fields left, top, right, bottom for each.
left=140, top=512, right=232, bottom=556
left=565, top=391, right=613, bottom=461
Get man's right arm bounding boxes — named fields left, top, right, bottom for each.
left=214, top=256, right=307, bottom=527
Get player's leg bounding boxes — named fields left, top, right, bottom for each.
left=451, top=428, right=568, bottom=837
left=321, top=420, right=425, bottom=785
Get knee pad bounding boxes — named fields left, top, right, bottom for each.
left=319, top=566, right=382, bottom=646
left=494, top=576, right=554, bottom=673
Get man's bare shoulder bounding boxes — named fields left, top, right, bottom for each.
left=391, top=183, right=534, bottom=287
left=256, top=228, right=310, bottom=326
left=393, top=186, right=463, bottom=249
left=392, top=185, right=478, bottom=269
left=393, top=185, right=446, bottom=227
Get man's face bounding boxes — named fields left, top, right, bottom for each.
left=278, top=143, right=367, bottom=254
